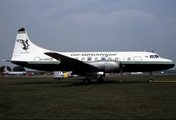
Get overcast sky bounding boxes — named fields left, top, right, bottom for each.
left=0, top=0, right=176, bottom=70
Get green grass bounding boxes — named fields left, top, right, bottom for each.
left=0, top=75, right=176, bottom=119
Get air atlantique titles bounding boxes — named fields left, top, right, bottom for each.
left=71, top=53, right=117, bottom=58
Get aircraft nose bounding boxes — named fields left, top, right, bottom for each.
left=168, top=60, right=175, bottom=69
left=160, top=58, right=175, bottom=70
left=172, top=61, right=175, bottom=68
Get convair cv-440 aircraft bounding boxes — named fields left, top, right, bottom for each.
left=3, top=28, right=175, bottom=84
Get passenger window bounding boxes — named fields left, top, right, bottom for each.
left=115, top=58, right=118, bottom=61
left=127, top=57, right=131, bottom=61
left=108, top=57, right=112, bottom=60
left=87, top=57, right=92, bottom=62
left=101, top=57, right=106, bottom=60
left=82, top=58, right=85, bottom=61
left=95, top=57, right=98, bottom=61
left=75, top=57, right=78, bottom=60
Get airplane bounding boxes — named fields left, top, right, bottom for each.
left=130, top=72, right=143, bottom=74
left=54, top=71, right=78, bottom=79
left=3, top=66, right=27, bottom=76
left=3, top=28, right=175, bottom=84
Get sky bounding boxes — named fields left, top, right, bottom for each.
left=0, top=0, right=176, bottom=70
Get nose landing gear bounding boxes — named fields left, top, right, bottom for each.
left=148, top=78, right=153, bottom=83
left=148, top=71, right=154, bottom=83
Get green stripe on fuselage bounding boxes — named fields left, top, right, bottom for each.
left=28, top=60, right=173, bottom=65
left=122, top=61, right=174, bottom=65
left=28, top=61, right=60, bottom=64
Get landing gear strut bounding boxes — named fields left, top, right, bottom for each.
left=148, top=71, right=154, bottom=83
left=120, top=68, right=123, bottom=83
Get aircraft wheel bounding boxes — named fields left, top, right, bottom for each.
left=83, top=77, right=91, bottom=84
left=97, top=77, right=104, bottom=83
left=148, top=78, right=153, bottom=83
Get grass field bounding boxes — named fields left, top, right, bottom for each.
left=0, top=75, right=176, bottom=119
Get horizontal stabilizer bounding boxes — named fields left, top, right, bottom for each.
left=2, top=60, right=11, bottom=62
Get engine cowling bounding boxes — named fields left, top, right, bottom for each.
left=90, top=61, right=120, bottom=73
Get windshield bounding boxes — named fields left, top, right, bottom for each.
left=150, top=55, right=160, bottom=58
left=150, top=55, right=155, bottom=58
left=154, top=55, right=160, bottom=58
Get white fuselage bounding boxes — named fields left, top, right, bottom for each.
left=7, top=28, right=175, bottom=76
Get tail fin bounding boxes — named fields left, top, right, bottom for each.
left=11, top=28, right=50, bottom=62
left=3, top=66, right=9, bottom=73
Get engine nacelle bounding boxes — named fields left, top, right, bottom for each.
left=90, top=61, right=120, bottom=73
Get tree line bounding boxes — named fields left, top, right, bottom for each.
left=0, top=66, right=26, bottom=72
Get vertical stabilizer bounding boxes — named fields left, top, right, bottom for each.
left=11, top=28, right=50, bottom=62
left=3, top=66, right=9, bottom=73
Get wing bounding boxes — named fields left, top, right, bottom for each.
left=44, top=52, right=98, bottom=75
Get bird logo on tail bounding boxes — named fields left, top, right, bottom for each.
left=17, top=39, right=30, bottom=51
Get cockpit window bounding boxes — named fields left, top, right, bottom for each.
left=154, top=55, right=160, bottom=58
left=150, top=55, right=155, bottom=58
left=150, top=55, right=160, bottom=58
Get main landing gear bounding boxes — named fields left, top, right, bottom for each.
left=83, top=77, right=91, bottom=84
left=83, top=77, right=104, bottom=84
left=148, top=71, right=154, bottom=83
